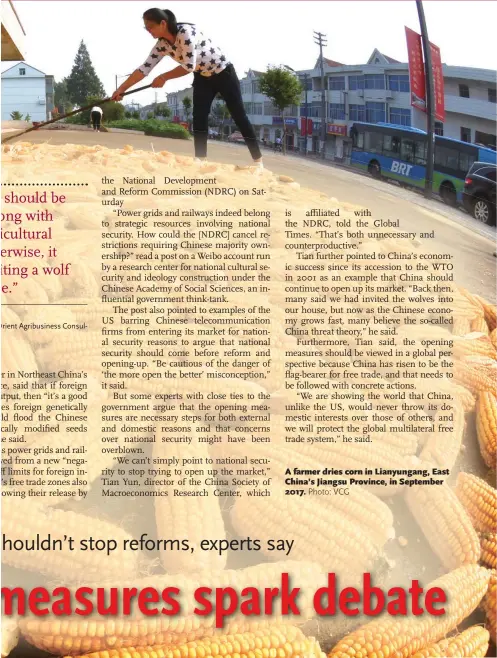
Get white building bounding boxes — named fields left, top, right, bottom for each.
left=1, top=62, right=54, bottom=121
left=239, top=50, right=496, bottom=159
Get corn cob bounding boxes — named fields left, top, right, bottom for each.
left=232, top=485, right=390, bottom=578
left=480, top=533, right=497, bottom=570
left=454, top=357, right=497, bottom=396
left=452, top=317, right=473, bottom=335
left=1, top=274, right=49, bottom=312
left=2, top=500, right=140, bottom=582
left=453, top=332, right=497, bottom=361
left=61, top=626, right=326, bottom=658
left=455, top=472, right=497, bottom=534
left=1, top=327, right=39, bottom=372
left=476, top=392, right=497, bottom=469
left=1, top=616, right=19, bottom=657
left=22, top=564, right=322, bottom=654
left=491, top=328, right=497, bottom=349
left=327, top=564, right=491, bottom=658
left=153, top=440, right=227, bottom=573
left=473, top=294, right=497, bottom=332
left=420, top=405, right=465, bottom=470
left=482, top=569, right=496, bottom=644
left=405, top=484, right=480, bottom=570
left=472, top=315, right=490, bottom=335
left=411, top=626, right=490, bottom=658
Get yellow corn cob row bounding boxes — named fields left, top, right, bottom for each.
left=1, top=275, right=49, bottom=312
left=61, top=626, right=326, bottom=658
left=420, top=405, right=465, bottom=470
left=405, top=484, right=480, bottom=570
left=2, top=500, right=140, bottom=582
left=472, top=315, right=490, bottom=335
left=22, top=564, right=322, bottom=654
left=22, top=618, right=274, bottom=656
left=411, top=626, right=490, bottom=658
left=454, top=357, right=497, bottom=396
left=491, top=328, right=497, bottom=349
left=473, top=293, right=497, bottom=332
left=480, top=533, right=497, bottom=570
left=482, top=569, right=496, bottom=644
left=476, top=392, right=497, bottom=469
left=1, top=327, right=39, bottom=373
left=452, top=317, right=473, bottom=335
left=453, top=332, right=497, bottom=361
left=327, top=564, right=491, bottom=658
left=455, top=472, right=497, bottom=534
left=457, top=287, right=487, bottom=318
left=153, top=440, right=227, bottom=573
left=231, top=484, right=391, bottom=578
left=1, top=616, right=19, bottom=658
left=60, top=261, right=99, bottom=299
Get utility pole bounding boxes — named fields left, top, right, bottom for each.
left=416, top=0, right=435, bottom=199
left=304, top=73, right=309, bottom=156
left=314, top=30, right=327, bottom=159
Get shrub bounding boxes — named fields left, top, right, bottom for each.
left=144, top=123, right=190, bottom=140
left=106, top=119, right=189, bottom=140
left=10, top=111, right=23, bottom=120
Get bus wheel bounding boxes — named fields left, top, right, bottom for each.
left=440, top=182, right=457, bottom=206
left=368, top=160, right=381, bottom=178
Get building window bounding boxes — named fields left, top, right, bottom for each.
left=349, top=104, right=366, bottom=121
left=475, top=130, right=496, bottom=150
left=364, top=74, right=385, bottom=90
left=460, top=126, right=471, bottom=142
left=388, top=75, right=410, bottom=92
left=19, top=68, right=26, bottom=75
left=329, top=76, right=345, bottom=90
left=365, top=102, right=386, bottom=123
left=329, top=103, right=345, bottom=120
left=299, top=76, right=312, bottom=91
left=389, top=107, right=411, bottom=126
left=253, top=81, right=260, bottom=94
left=253, top=103, right=263, bottom=115
left=459, top=84, right=470, bottom=98
left=349, top=75, right=365, bottom=90
left=489, top=88, right=497, bottom=103
left=435, top=121, right=444, bottom=136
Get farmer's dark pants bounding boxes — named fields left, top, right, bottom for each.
left=193, top=64, right=261, bottom=160
left=91, top=111, right=101, bottom=130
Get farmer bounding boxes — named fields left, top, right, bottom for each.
left=90, top=105, right=103, bottom=131
left=112, top=8, right=263, bottom=170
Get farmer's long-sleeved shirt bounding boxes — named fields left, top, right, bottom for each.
left=138, top=24, right=230, bottom=76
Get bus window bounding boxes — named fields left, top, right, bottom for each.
left=435, top=146, right=460, bottom=171
left=352, top=130, right=364, bottom=149
left=401, top=139, right=415, bottom=163
left=459, top=151, right=476, bottom=174
left=414, top=141, right=427, bottom=165
left=383, top=135, right=401, bottom=157
left=365, top=131, right=383, bottom=154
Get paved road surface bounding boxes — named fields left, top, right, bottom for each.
left=6, top=128, right=496, bottom=300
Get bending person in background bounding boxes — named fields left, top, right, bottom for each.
left=91, top=106, right=103, bottom=132
left=112, top=8, right=263, bottom=170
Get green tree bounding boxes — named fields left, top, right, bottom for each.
left=182, top=96, right=192, bottom=123
left=66, top=41, right=105, bottom=107
left=258, top=66, right=302, bottom=154
left=54, top=78, right=73, bottom=113
left=156, top=104, right=171, bottom=119
left=10, top=111, right=23, bottom=120
left=211, top=100, right=230, bottom=136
